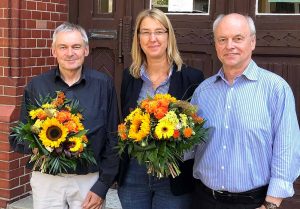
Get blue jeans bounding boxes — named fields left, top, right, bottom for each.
left=118, top=159, right=192, bottom=209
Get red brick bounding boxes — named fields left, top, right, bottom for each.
left=46, top=57, right=55, bottom=65
left=0, top=122, right=10, bottom=132
left=31, top=48, right=41, bottom=57
left=3, top=186, right=25, bottom=199
left=32, top=66, right=41, bottom=75
left=19, top=48, right=31, bottom=57
left=20, top=9, right=31, bottom=19
left=32, top=11, right=41, bottom=19
left=52, top=0, right=61, bottom=3
left=37, top=2, right=47, bottom=11
left=26, top=39, right=36, bottom=48
left=0, top=96, right=20, bottom=106
left=41, top=11, right=50, bottom=20
left=20, top=174, right=30, bottom=185
left=0, top=105, right=18, bottom=123
left=20, top=29, right=31, bottom=38
left=32, top=30, right=41, bottom=38
left=20, top=156, right=30, bottom=167
left=0, top=86, right=3, bottom=94
left=4, top=86, right=24, bottom=96
left=47, top=21, right=55, bottom=29
left=41, top=30, right=51, bottom=39
left=51, top=12, right=60, bottom=21
left=26, top=1, right=36, bottom=10
left=47, top=3, right=56, bottom=12
left=10, top=9, right=20, bottom=19
left=0, top=178, right=19, bottom=189
left=0, top=142, right=10, bottom=153
left=37, top=39, right=47, bottom=47
left=0, top=199, right=8, bottom=208
left=60, top=13, right=68, bottom=21
left=42, top=48, right=51, bottom=56
left=26, top=19, right=36, bottom=28
left=0, top=0, right=8, bottom=9
left=36, top=57, right=46, bottom=66
left=8, top=167, right=25, bottom=180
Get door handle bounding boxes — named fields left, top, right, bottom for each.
left=89, top=30, right=117, bottom=40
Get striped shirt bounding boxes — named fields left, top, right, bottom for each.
left=190, top=60, right=300, bottom=198
left=138, top=64, right=173, bottom=102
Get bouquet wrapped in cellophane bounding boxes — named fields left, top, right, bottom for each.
left=11, top=91, right=96, bottom=175
left=117, top=94, right=207, bottom=178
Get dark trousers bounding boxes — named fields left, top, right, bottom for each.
left=191, top=180, right=266, bottom=209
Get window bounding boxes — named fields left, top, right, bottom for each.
left=94, top=0, right=113, bottom=14
left=257, top=0, right=300, bottom=14
left=151, top=0, right=209, bottom=14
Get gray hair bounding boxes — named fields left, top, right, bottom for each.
left=213, top=14, right=256, bottom=36
left=52, top=22, right=89, bottom=47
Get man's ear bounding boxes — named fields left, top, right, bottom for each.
left=84, top=45, right=89, bottom=57
left=52, top=47, right=57, bottom=58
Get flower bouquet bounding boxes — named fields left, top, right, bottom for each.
left=117, top=94, right=207, bottom=178
left=11, top=91, right=96, bottom=175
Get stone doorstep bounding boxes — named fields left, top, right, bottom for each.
left=7, top=189, right=122, bottom=209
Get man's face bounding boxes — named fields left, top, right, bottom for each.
left=214, top=14, right=256, bottom=71
left=52, top=30, right=89, bottom=72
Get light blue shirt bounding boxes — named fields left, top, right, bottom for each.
left=138, top=64, right=173, bottom=102
left=190, top=60, right=300, bottom=198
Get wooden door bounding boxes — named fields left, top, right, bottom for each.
left=69, top=0, right=126, bottom=95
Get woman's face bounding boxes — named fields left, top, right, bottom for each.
left=138, top=17, right=168, bottom=61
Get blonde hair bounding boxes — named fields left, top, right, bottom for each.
left=130, top=8, right=183, bottom=78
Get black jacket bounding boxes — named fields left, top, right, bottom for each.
left=118, top=64, right=204, bottom=195
left=9, top=67, right=120, bottom=199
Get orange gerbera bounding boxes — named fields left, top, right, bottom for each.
left=173, top=130, right=180, bottom=139
left=183, top=127, right=193, bottom=138
left=154, top=106, right=168, bottom=119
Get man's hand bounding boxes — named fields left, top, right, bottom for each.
left=82, top=191, right=104, bottom=209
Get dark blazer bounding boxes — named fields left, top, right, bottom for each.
left=118, top=64, right=204, bottom=195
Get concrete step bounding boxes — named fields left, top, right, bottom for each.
left=7, top=189, right=122, bottom=209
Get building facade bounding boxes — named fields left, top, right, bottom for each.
left=0, top=0, right=299, bottom=208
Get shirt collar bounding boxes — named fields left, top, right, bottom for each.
left=214, top=60, right=258, bottom=83
left=140, top=64, right=173, bottom=84
left=54, top=66, right=86, bottom=84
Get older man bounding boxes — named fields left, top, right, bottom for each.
left=190, top=13, right=300, bottom=209
left=10, top=22, right=119, bottom=209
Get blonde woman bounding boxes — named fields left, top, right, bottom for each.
left=117, top=8, right=204, bottom=209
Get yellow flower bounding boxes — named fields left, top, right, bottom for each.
left=31, top=119, right=43, bottom=134
left=179, top=113, right=188, bottom=127
left=68, top=137, right=83, bottom=152
left=39, top=118, right=68, bottom=148
left=42, top=103, right=55, bottom=109
left=29, top=108, right=43, bottom=119
left=70, top=115, right=84, bottom=131
left=128, top=113, right=150, bottom=142
left=162, top=111, right=179, bottom=126
left=155, top=120, right=174, bottom=140
left=154, top=94, right=177, bottom=102
left=125, top=108, right=142, bottom=123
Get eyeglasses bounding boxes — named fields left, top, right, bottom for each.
left=139, top=30, right=168, bottom=38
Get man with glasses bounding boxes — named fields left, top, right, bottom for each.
left=189, top=13, right=300, bottom=209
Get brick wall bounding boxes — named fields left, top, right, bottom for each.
left=0, top=0, right=68, bottom=207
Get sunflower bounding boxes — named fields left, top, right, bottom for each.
left=68, top=137, right=83, bottom=152
left=155, top=120, right=174, bottom=140
left=39, top=118, right=68, bottom=148
left=128, top=113, right=150, bottom=142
